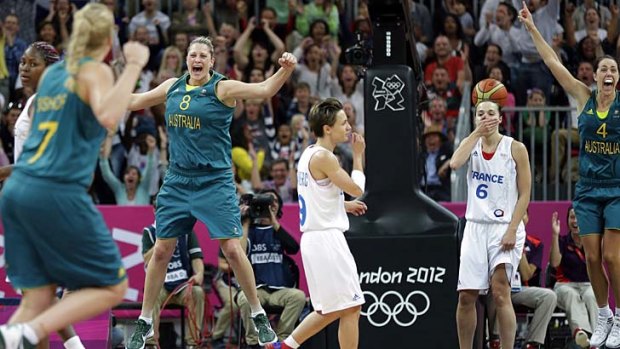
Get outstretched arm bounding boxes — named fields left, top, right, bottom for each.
left=217, top=52, right=297, bottom=104
left=518, top=1, right=590, bottom=110
left=127, top=77, right=176, bottom=111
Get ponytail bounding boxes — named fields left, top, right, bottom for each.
left=66, top=18, right=91, bottom=77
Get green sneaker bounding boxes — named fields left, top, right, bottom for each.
left=0, top=324, right=36, bottom=349
left=251, top=313, right=277, bottom=346
left=125, top=319, right=154, bottom=349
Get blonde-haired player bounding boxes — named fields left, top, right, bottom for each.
left=0, top=3, right=149, bottom=348
left=451, top=100, right=531, bottom=349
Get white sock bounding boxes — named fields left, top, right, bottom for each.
left=64, top=335, right=85, bottom=349
left=284, top=336, right=300, bottom=348
left=22, top=324, right=40, bottom=345
left=138, top=316, right=153, bottom=325
left=599, top=305, right=613, bottom=318
left=250, top=308, right=266, bottom=317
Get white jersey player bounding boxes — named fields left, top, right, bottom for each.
left=450, top=100, right=531, bottom=349
left=265, top=98, right=367, bottom=349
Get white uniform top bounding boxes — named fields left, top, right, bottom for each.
left=465, top=136, right=518, bottom=224
left=14, top=94, right=35, bottom=161
left=297, top=145, right=349, bottom=232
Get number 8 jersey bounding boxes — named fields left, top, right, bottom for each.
left=465, top=136, right=518, bottom=224
left=297, top=145, right=349, bottom=232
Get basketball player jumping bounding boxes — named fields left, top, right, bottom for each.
left=451, top=100, right=531, bottom=349
left=265, top=98, right=368, bottom=349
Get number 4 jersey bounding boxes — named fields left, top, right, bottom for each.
left=297, top=145, right=349, bottom=232
left=465, top=136, right=518, bottom=224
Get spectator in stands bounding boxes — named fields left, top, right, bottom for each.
left=550, top=207, right=595, bottom=349
left=1, top=102, right=19, bottom=163
left=343, top=100, right=363, bottom=136
left=251, top=7, right=291, bottom=43
left=473, top=44, right=511, bottom=90
left=212, top=0, right=243, bottom=33
left=550, top=61, right=595, bottom=184
left=420, top=124, right=452, bottom=202
left=129, top=0, right=171, bottom=47
left=44, top=0, right=75, bottom=52
left=422, top=96, right=454, bottom=136
left=286, top=82, right=313, bottom=121
left=571, top=0, right=612, bottom=32
left=171, top=0, right=211, bottom=38
left=452, top=0, right=475, bottom=39
left=142, top=220, right=205, bottom=349
left=126, top=121, right=162, bottom=199
left=132, top=25, right=161, bottom=79
left=233, top=17, right=284, bottom=79
left=576, top=35, right=604, bottom=67
left=99, top=128, right=157, bottom=206
left=488, top=66, right=516, bottom=136
left=293, top=43, right=338, bottom=100
left=424, top=35, right=466, bottom=88
left=174, top=31, right=190, bottom=57
left=425, top=66, right=462, bottom=122
left=231, top=120, right=266, bottom=181
left=409, top=0, right=434, bottom=45
left=473, top=2, right=520, bottom=67
left=3, top=14, right=27, bottom=100
left=37, top=21, right=60, bottom=53
left=294, top=0, right=339, bottom=38
left=330, top=64, right=364, bottom=132
left=236, top=189, right=306, bottom=349
left=522, top=88, right=550, bottom=181
left=440, top=13, right=470, bottom=58
left=252, top=159, right=297, bottom=203
left=574, top=8, right=609, bottom=44
left=487, top=210, right=557, bottom=349
left=513, top=0, right=559, bottom=105
left=101, top=0, right=129, bottom=44
left=152, top=46, right=184, bottom=86
left=0, top=19, right=10, bottom=103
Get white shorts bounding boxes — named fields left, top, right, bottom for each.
left=301, top=229, right=365, bottom=314
left=457, top=221, right=525, bottom=292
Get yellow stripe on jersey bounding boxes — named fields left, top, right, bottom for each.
left=597, top=109, right=609, bottom=120
left=185, top=84, right=199, bottom=91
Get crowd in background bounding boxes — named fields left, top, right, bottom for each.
left=0, top=0, right=614, bottom=204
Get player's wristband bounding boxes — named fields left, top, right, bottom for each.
left=351, top=170, right=366, bottom=194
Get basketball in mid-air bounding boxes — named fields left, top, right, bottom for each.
left=471, top=78, right=508, bottom=107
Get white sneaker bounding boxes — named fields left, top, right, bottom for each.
left=0, top=324, right=36, bottom=349
left=574, top=329, right=590, bottom=348
left=591, top=315, right=614, bottom=347
left=606, top=316, right=620, bottom=348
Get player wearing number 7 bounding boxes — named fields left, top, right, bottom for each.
left=450, top=99, right=531, bottom=349
left=0, top=4, right=150, bottom=349
left=520, top=1, right=620, bottom=347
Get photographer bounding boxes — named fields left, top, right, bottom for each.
left=236, top=189, right=306, bottom=349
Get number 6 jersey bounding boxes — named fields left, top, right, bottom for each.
left=465, top=136, right=518, bottom=224
left=297, top=145, right=349, bottom=232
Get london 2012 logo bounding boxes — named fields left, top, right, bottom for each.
left=371, top=75, right=405, bottom=112
left=361, top=290, right=430, bottom=327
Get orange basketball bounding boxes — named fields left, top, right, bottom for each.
left=471, top=78, right=508, bottom=107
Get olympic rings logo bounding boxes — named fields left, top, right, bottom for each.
left=385, top=81, right=402, bottom=90
left=361, top=290, right=430, bottom=327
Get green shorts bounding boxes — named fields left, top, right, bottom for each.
left=573, top=178, right=620, bottom=236
left=0, top=175, right=126, bottom=290
left=155, top=167, right=242, bottom=240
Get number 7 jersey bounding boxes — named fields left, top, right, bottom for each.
left=15, top=60, right=105, bottom=188
left=465, top=136, right=518, bottom=224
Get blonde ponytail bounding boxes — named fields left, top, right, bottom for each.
left=65, top=3, right=114, bottom=79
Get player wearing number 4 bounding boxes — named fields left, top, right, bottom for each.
left=521, top=1, right=620, bottom=347
left=265, top=98, right=367, bottom=349
left=124, top=37, right=297, bottom=349
left=451, top=98, right=531, bottom=349
left=0, top=4, right=150, bottom=349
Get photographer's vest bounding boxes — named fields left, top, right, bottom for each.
left=145, top=224, right=191, bottom=292
left=248, top=225, right=287, bottom=289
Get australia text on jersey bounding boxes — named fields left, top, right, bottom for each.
left=584, top=139, right=620, bottom=155
left=168, top=113, right=201, bottom=129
